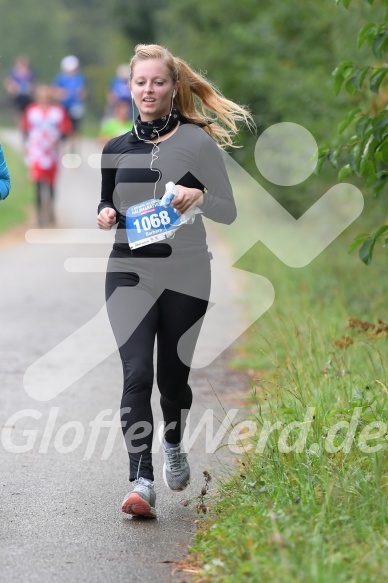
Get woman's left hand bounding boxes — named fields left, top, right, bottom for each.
left=172, top=185, right=203, bottom=214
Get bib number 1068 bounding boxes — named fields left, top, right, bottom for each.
left=133, top=210, right=171, bottom=233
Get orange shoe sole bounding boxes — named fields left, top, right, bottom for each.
left=121, top=492, right=157, bottom=518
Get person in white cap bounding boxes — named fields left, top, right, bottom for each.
left=53, top=55, right=87, bottom=151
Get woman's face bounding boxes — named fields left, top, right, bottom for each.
left=131, top=59, right=176, bottom=122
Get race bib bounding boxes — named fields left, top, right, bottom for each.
left=126, top=199, right=185, bottom=250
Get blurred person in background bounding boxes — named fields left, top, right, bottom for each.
left=99, top=99, right=133, bottom=144
left=106, top=63, right=132, bottom=117
left=0, top=143, right=11, bottom=200
left=53, top=55, right=87, bottom=152
left=3, top=55, right=35, bottom=116
left=21, top=84, right=72, bottom=226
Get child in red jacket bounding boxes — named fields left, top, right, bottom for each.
left=21, top=84, right=72, bottom=226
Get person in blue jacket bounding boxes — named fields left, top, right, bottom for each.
left=105, top=64, right=132, bottom=118
left=3, top=55, right=35, bottom=114
left=54, top=55, right=87, bottom=152
left=0, top=144, right=11, bottom=200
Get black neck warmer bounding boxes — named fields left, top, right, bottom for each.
left=133, top=107, right=180, bottom=140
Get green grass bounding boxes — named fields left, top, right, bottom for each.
left=0, top=142, right=33, bottom=234
left=79, top=112, right=101, bottom=139
left=0, top=104, right=19, bottom=128
left=187, top=174, right=388, bottom=582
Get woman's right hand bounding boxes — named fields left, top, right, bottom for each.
left=97, top=207, right=117, bottom=230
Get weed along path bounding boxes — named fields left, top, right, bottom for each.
left=0, top=130, right=250, bottom=583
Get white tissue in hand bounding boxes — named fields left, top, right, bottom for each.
left=160, top=180, right=202, bottom=225
left=161, top=181, right=177, bottom=206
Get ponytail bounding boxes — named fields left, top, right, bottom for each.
left=173, top=58, right=254, bottom=148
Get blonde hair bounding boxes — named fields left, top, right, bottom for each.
left=129, top=44, right=254, bottom=148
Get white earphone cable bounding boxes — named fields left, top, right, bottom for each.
left=131, top=93, right=175, bottom=199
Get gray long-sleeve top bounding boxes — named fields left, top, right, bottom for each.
left=99, top=122, right=236, bottom=256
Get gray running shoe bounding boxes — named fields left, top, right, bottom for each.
left=159, top=426, right=190, bottom=492
left=121, top=477, right=157, bottom=518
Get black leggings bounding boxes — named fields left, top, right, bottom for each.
left=105, top=249, right=211, bottom=482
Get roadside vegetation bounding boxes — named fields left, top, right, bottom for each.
left=184, top=2, right=388, bottom=579
left=185, top=192, right=387, bottom=581
left=0, top=142, right=33, bottom=235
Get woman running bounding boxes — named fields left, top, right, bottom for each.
left=97, top=44, right=253, bottom=518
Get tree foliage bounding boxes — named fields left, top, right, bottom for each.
left=0, top=0, right=129, bottom=114
left=153, top=0, right=385, bottom=218
left=110, top=0, right=166, bottom=46
left=1, top=0, right=386, bottom=232
left=318, top=0, right=388, bottom=264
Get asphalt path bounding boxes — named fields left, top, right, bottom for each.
left=0, top=131, right=249, bottom=583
